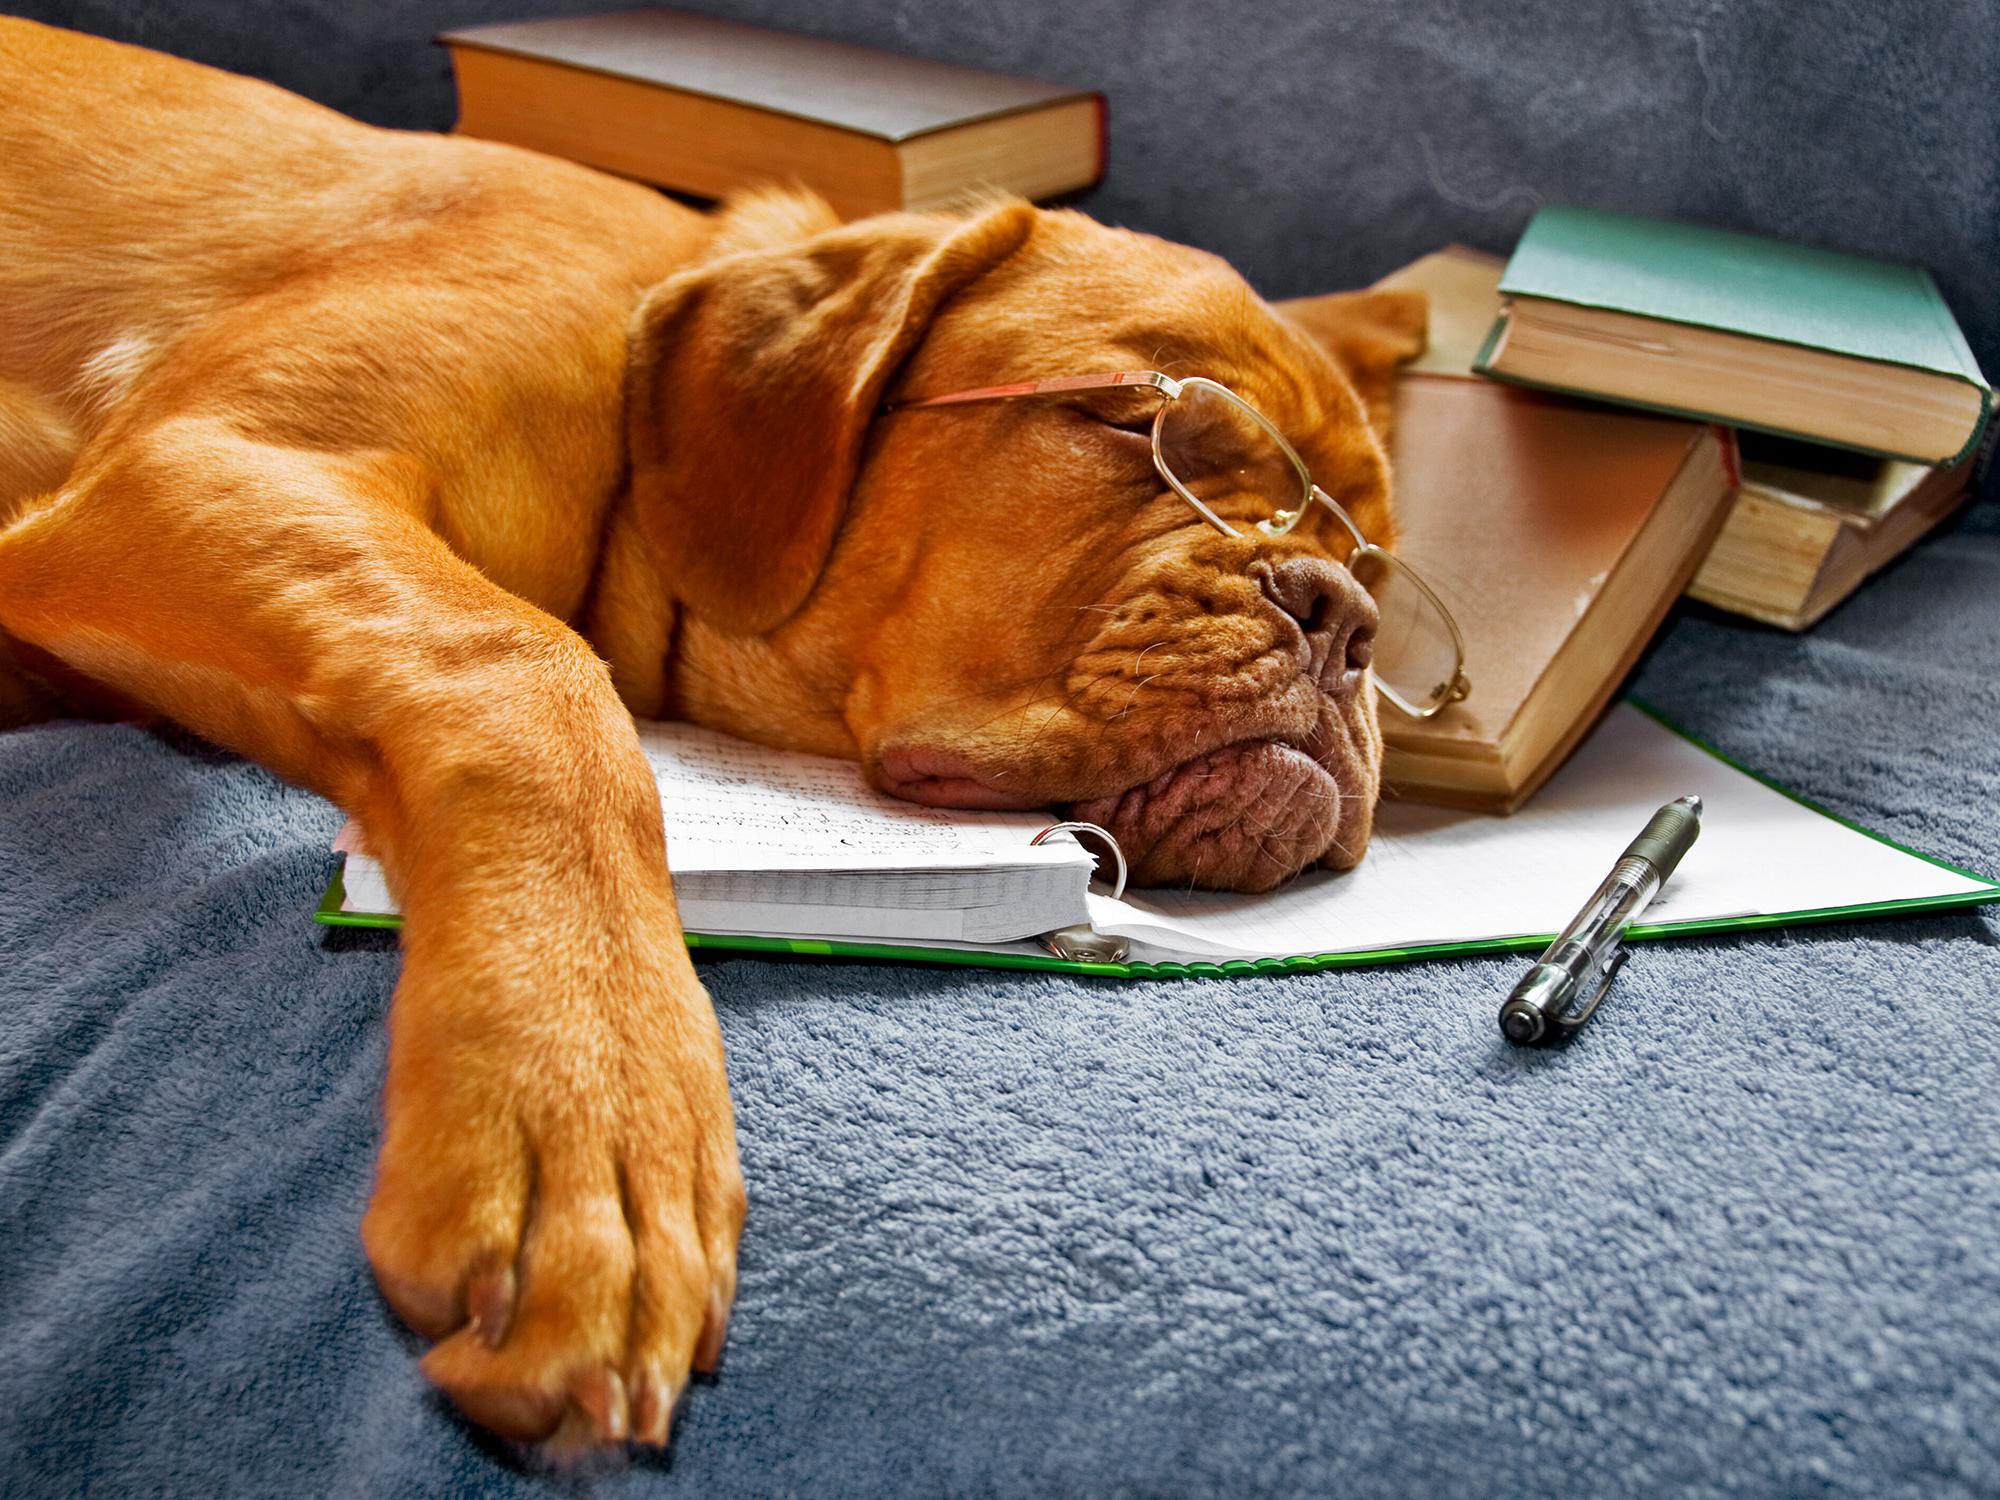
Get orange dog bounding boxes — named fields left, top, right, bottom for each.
left=0, top=20, right=1424, bottom=1448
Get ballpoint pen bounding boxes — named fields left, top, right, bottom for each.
left=1499, top=795, right=1703, bottom=1045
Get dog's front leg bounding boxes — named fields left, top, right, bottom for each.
left=0, top=420, right=742, bottom=1447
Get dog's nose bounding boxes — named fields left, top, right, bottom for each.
left=1252, top=556, right=1378, bottom=692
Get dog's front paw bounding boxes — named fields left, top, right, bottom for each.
left=360, top=935, right=744, bottom=1449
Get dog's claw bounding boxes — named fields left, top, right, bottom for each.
left=693, top=1284, right=730, bottom=1374
left=572, top=1366, right=628, bottom=1443
left=629, top=1366, right=671, bottom=1445
left=467, top=1262, right=516, bottom=1349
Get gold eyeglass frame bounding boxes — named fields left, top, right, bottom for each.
left=884, top=369, right=1471, bottom=719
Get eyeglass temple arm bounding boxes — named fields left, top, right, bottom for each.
left=884, top=370, right=1176, bottom=412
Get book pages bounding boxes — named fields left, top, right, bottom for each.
left=332, top=708, right=1989, bottom=962
left=634, top=721, right=1080, bottom=873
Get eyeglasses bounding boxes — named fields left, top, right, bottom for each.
left=885, top=370, right=1471, bottom=719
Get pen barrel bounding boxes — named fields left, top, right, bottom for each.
left=1549, top=858, right=1663, bottom=973
left=1501, top=797, right=1700, bottom=1045
left=1620, top=802, right=1701, bottom=884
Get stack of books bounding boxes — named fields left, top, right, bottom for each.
left=1337, top=210, right=1989, bottom=813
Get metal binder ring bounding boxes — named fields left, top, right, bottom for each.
left=1031, top=821, right=1128, bottom=899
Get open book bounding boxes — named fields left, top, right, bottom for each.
left=320, top=704, right=1999, bottom=978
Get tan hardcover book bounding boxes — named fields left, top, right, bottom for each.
left=439, top=8, right=1107, bottom=218
left=1375, top=244, right=1509, bottom=376
left=1688, top=435, right=1975, bottom=629
left=1378, top=374, right=1734, bottom=813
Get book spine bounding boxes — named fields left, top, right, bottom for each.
left=1470, top=309, right=1508, bottom=376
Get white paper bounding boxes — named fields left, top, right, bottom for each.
left=1088, top=703, right=1991, bottom=961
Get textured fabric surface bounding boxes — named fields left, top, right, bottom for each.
left=4, top=528, right=1999, bottom=1498
left=6, top=3, right=2000, bottom=1494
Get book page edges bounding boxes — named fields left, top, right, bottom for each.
left=894, top=95, right=1105, bottom=208
left=1484, top=299, right=1989, bottom=464
left=1476, top=308, right=1988, bottom=467
left=1689, top=461, right=1974, bottom=629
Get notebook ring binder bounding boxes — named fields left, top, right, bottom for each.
left=1031, top=821, right=1128, bottom=898
left=1031, top=821, right=1131, bottom=964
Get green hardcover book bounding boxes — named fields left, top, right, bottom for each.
left=1474, top=204, right=1992, bottom=465
left=316, top=703, right=1999, bottom=981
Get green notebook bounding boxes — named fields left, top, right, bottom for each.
left=316, top=702, right=2000, bottom=980
left=1475, top=204, right=1991, bottom=465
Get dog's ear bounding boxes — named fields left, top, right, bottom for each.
left=1273, top=289, right=1428, bottom=442
left=627, top=198, right=1038, bottom=636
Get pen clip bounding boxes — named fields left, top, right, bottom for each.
left=1552, top=946, right=1629, bottom=1032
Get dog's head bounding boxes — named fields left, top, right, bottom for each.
left=626, top=192, right=1425, bottom=892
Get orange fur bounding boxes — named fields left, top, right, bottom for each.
left=0, top=18, right=1420, bottom=1448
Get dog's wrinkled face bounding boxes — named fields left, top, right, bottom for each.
left=630, top=194, right=1423, bottom=893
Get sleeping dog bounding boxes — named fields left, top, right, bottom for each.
left=0, top=19, right=1426, bottom=1448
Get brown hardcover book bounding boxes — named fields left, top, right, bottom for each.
left=1362, top=247, right=1735, bottom=811
left=1377, top=374, right=1735, bottom=812
left=439, top=8, right=1107, bottom=218
left=1687, top=434, right=1975, bottom=630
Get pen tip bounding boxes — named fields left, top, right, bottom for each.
left=1679, top=794, right=1703, bottom=818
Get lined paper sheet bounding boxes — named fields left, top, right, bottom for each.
left=1089, top=704, right=1992, bottom=961
left=635, top=722, right=1075, bottom=872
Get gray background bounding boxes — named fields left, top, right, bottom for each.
left=15, top=0, right=1999, bottom=406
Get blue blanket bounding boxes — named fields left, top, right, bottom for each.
left=4, top=511, right=1999, bottom=1498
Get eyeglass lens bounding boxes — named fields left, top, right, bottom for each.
left=1345, top=549, right=1463, bottom=715
left=1154, top=382, right=1309, bottom=522
left=1156, top=383, right=1460, bottom=715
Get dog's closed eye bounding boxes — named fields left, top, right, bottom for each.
left=1066, top=401, right=1157, bottom=444
left=1083, top=416, right=1159, bottom=477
